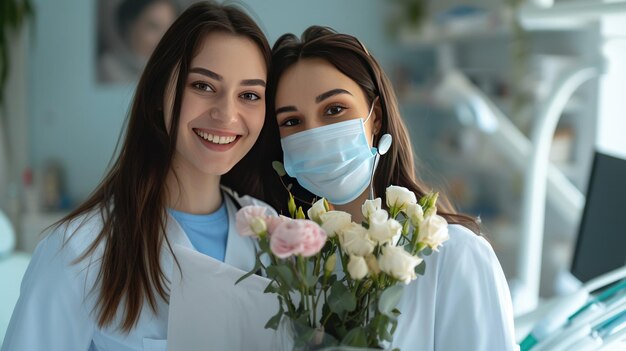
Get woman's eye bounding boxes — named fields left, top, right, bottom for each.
left=192, top=82, right=214, bottom=92
left=324, top=105, right=346, bottom=116
left=241, top=92, right=261, bottom=101
left=280, top=118, right=300, bottom=127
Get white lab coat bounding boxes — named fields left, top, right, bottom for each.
left=4, top=189, right=517, bottom=351
left=392, top=224, right=518, bottom=350
left=1, top=188, right=269, bottom=351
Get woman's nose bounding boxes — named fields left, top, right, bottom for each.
left=304, top=118, right=324, bottom=131
left=209, top=94, right=237, bottom=124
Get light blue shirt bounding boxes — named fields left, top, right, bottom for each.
left=168, top=203, right=228, bottom=262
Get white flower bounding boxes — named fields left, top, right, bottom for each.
left=378, top=245, right=423, bottom=284
left=368, top=210, right=402, bottom=244
left=417, top=214, right=449, bottom=251
left=339, top=222, right=376, bottom=256
left=320, top=211, right=352, bottom=237
left=235, top=206, right=269, bottom=238
left=361, top=198, right=382, bottom=221
left=250, top=217, right=267, bottom=236
left=307, top=198, right=328, bottom=224
left=386, top=185, right=417, bottom=211
left=406, top=203, right=424, bottom=227
left=347, top=255, right=369, bottom=280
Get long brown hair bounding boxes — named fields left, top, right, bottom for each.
left=54, top=1, right=271, bottom=331
left=264, top=26, right=479, bottom=233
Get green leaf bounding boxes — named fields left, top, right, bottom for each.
left=378, top=316, right=393, bottom=342
left=328, top=281, right=356, bottom=315
left=272, top=161, right=287, bottom=177
left=341, top=327, right=368, bottom=347
left=414, top=260, right=426, bottom=276
left=264, top=303, right=284, bottom=330
left=421, top=246, right=433, bottom=256
left=305, top=272, right=318, bottom=289
left=264, top=281, right=279, bottom=294
left=235, top=259, right=261, bottom=285
left=326, top=274, right=338, bottom=287
left=378, top=285, right=404, bottom=316
left=391, top=308, right=402, bottom=318
left=266, top=264, right=295, bottom=289
left=390, top=319, right=399, bottom=338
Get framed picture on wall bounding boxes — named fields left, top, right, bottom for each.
left=97, top=0, right=188, bottom=83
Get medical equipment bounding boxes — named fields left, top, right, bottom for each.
left=369, top=133, right=392, bottom=200
left=514, top=0, right=626, bottom=315
left=571, top=152, right=626, bottom=283
left=521, top=265, right=626, bottom=350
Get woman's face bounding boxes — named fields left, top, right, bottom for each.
left=164, top=31, right=267, bottom=177
left=275, top=58, right=379, bottom=144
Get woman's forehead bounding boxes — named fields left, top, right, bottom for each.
left=276, top=59, right=364, bottom=103
left=190, top=32, right=267, bottom=79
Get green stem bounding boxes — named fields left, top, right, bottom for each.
left=297, top=257, right=311, bottom=325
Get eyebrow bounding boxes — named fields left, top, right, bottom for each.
left=241, top=79, right=266, bottom=87
left=189, top=67, right=222, bottom=81
left=276, top=106, right=297, bottom=115
left=276, top=88, right=353, bottom=115
left=189, top=68, right=266, bottom=87
left=315, top=88, right=352, bottom=103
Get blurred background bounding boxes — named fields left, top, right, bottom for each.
left=1, top=0, right=625, bottom=345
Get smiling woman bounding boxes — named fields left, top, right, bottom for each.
left=1, top=2, right=276, bottom=351
left=163, top=30, right=267, bottom=204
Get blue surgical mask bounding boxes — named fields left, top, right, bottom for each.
left=281, top=101, right=378, bottom=205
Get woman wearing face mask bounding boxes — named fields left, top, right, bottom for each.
left=2, top=2, right=273, bottom=350
left=264, top=26, right=517, bottom=350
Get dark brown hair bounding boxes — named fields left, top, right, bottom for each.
left=264, top=26, right=480, bottom=233
left=55, top=1, right=271, bottom=331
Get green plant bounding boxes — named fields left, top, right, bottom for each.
left=0, top=0, right=34, bottom=107
left=386, top=0, right=426, bottom=38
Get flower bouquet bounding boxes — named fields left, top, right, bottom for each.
left=235, top=185, right=449, bottom=350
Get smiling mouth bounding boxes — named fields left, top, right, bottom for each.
left=193, top=128, right=239, bottom=145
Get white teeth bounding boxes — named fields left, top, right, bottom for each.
left=194, top=129, right=237, bottom=144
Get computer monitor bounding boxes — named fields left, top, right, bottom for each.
left=571, top=151, right=626, bottom=283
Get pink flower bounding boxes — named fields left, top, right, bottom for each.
left=235, top=206, right=269, bottom=237
left=265, top=215, right=292, bottom=234
left=270, top=219, right=328, bottom=259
